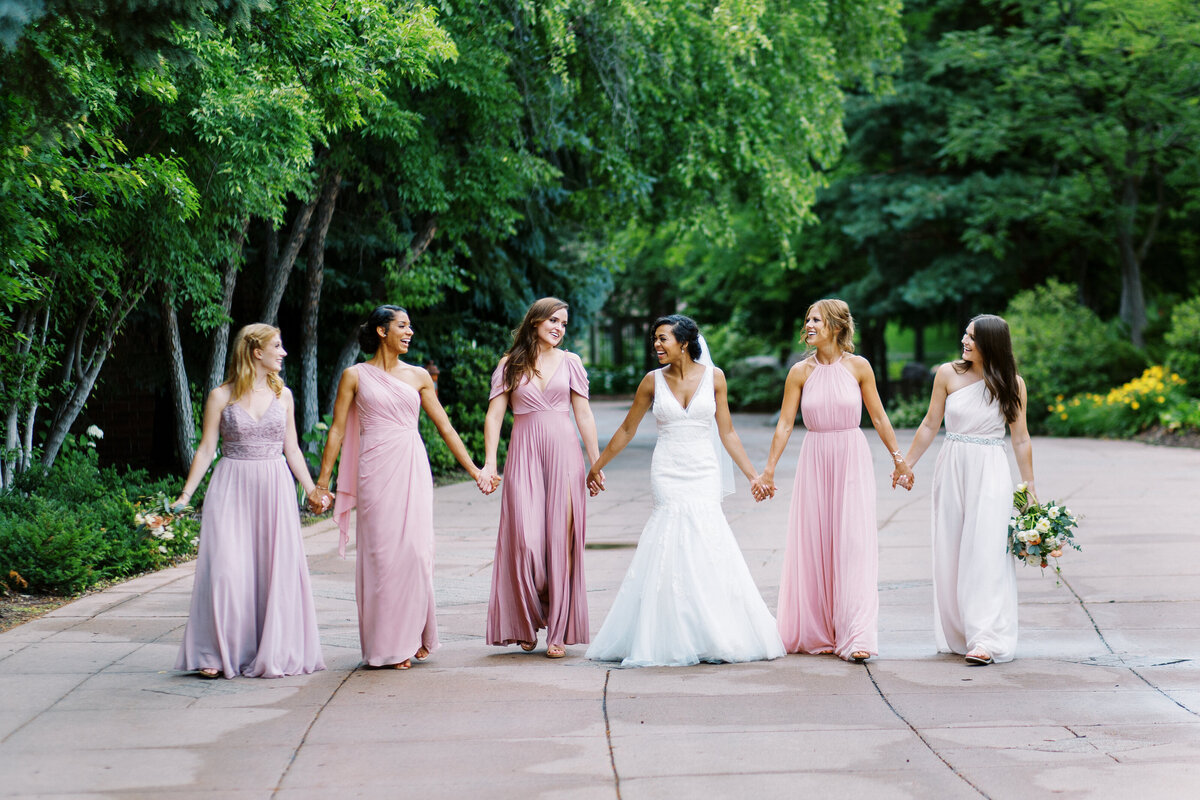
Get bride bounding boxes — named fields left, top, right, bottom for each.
left=585, top=315, right=786, bottom=667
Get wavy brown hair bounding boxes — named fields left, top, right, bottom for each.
left=226, top=324, right=284, bottom=402
left=503, top=297, right=569, bottom=393
left=806, top=299, right=855, bottom=353
left=953, top=314, right=1022, bottom=424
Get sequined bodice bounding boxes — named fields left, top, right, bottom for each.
left=220, top=397, right=285, bottom=460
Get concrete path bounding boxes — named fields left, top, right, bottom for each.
left=2, top=400, right=1199, bottom=799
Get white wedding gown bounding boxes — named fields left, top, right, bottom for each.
left=931, top=379, right=1019, bottom=662
left=586, top=366, right=786, bottom=667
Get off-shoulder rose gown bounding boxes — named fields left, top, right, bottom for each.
left=486, top=354, right=590, bottom=647
left=333, top=363, right=438, bottom=665
left=777, top=356, right=879, bottom=659
left=176, top=397, right=325, bottom=678
left=932, top=379, right=1018, bottom=662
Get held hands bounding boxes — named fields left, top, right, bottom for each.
left=306, top=486, right=333, bottom=514
left=586, top=465, right=606, bottom=496
left=750, top=474, right=776, bottom=503
left=475, top=465, right=502, bottom=495
left=891, top=462, right=915, bottom=491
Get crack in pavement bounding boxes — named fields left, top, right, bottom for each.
left=1057, top=573, right=1199, bottom=718
left=271, top=666, right=357, bottom=799
left=863, top=661, right=992, bottom=799
left=601, top=668, right=622, bottom=799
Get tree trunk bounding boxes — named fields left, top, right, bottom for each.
left=325, top=331, right=361, bottom=417
left=205, top=218, right=250, bottom=392
left=1115, top=173, right=1148, bottom=348
left=913, top=324, right=925, bottom=364
left=260, top=198, right=318, bottom=326
left=300, top=172, right=342, bottom=448
left=43, top=274, right=152, bottom=468
left=161, top=286, right=196, bottom=472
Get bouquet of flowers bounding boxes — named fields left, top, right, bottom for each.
left=1007, top=482, right=1081, bottom=572
left=134, top=492, right=197, bottom=556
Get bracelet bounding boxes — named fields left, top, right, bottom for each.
left=180, top=491, right=192, bottom=499
left=890, top=450, right=905, bottom=464
left=315, top=484, right=328, bottom=491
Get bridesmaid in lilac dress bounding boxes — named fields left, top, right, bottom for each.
left=479, top=298, right=602, bottom=659
left=174, top=324, right=327, bottom=679
left=315, top=305, right=495, bottom=670
left=755, top=300, right=913, bottom=662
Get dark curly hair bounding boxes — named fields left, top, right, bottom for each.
left=357, top=305, right=407, bottom=354
left=651, top=314, right=702, bottom=361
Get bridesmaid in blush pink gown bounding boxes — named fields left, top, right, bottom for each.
left=755, top=300, right=913, bottom=662
left=480, top=298, right=602, bottom=659
left=315, top=305, right=495, bottom=669
left=174, top=324, right=327, bottom=679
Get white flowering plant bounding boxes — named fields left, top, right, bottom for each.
left=133, top=492, right=199, bottom=561
left=1007, top=483, right=1081, bottom=572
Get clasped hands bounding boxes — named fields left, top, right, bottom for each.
left=475, top=466, right=503, bottom=496
left=586, top=465, right=606, bottom=496
left=306, top=486, right=333, bottom=514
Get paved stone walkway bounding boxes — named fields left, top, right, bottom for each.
left=2, top=400, right=1199, bottom=798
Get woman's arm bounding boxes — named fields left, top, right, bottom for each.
left=174, top=385, right=229, bottom=506
left=418, top=368, right=485, bottom=485
left=1008, top=376, right=1036, bottom=500
left=477, top=388, right=508, bottom=494
left=586, top=372, right=656, bottom=493
left=712, top=368, right=760, bottom=483
left=851, top=356, right=914, bottom=489
left=902, top=364, right=951, bottom=472
left=280, top=389, right=326, bottom=511
left=756, top=363, right=806, bottom=497
left=315, top=366, right=359, bottom=495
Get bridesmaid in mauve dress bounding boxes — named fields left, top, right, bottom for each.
left=901, top=314, right=1035, bottom=665
left=755, top=300, right=913, bottom=662
left=315, top=305, right=495, bottom=670
left=175, top=324, right=327, bottom=679
left=479, top=297, right=602, bottom=659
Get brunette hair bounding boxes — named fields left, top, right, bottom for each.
left=357, top=304, right=407, bottom=354
left=806, top=299, right=855, bottom=353
left=225, top=324, right=284, bottom=402
left=503, top=297, right=569, bottom=393
left=953, top=313, right=1022, bottom=424
left=651, top=314, right=702, bottom=361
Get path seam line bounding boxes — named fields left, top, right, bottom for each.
left=602, top=668, right=622, bottom=799
left=271, top=667, right=357, bottom=798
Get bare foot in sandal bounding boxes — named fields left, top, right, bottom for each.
left=519, top=640, right=536, bottom=652
left=414, top=646, right=429, bottom=661
left=546, top=644, right=566, bottom=659
left=393, top=659, right=412, bottom=670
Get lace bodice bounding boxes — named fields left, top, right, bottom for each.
left=220, top=397, right=285, bottom=460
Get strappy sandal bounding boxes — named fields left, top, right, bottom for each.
left=545, top=644, right=566, bottom=659
left=197, top=668, right=220, bottom=679
left=519, top=640, right=537, bottom=652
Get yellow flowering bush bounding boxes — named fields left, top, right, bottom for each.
left=1044, top=366, right=1191, bottom=437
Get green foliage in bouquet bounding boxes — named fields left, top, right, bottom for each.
left=1007, top=483, right=1081, bottom=573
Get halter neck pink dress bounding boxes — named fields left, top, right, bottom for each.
left=486, top=353, right=590, bottom=647
left=176, top=396, right=325, bottom=678
left=777, top=356, right=879, bottom=659
left=333, top=363, right=438, bottom=665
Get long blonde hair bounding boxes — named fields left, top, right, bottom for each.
left=503, top=297, right=568, bottom=393
left=226, top=324, right=285, bottom=402
left=806, top=299, right=856, bottom=353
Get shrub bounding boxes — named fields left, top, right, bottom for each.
left=1043, top=366, right=1190, bottom=438
left=1005, top=280, right=1145, bottom=427
left=0, top=436, right=200, bottom=595
left=1164, top=295, right=1200, bottom=391
left=885, top=394, right=931, bottom=428
left=725, top=364, right=786, bottom=411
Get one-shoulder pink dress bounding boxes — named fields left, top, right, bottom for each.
left=333, top=363, right=438, bottom=665
left=777, top=356, right=879, bottom=659
left=176, top=397, right=325, bottom=678
left=486, top=353, right=590, bottom=647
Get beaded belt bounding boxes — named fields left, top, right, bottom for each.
left=946, top=432, right=1005, bottom=446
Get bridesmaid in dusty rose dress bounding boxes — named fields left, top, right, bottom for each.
left=755, top=300, right=913, bottom=662
left=315, top=305, right=495, bottom=670
left=479, top=298, right=602, bottom=658
left=174, top=324, right=327, bottom=679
